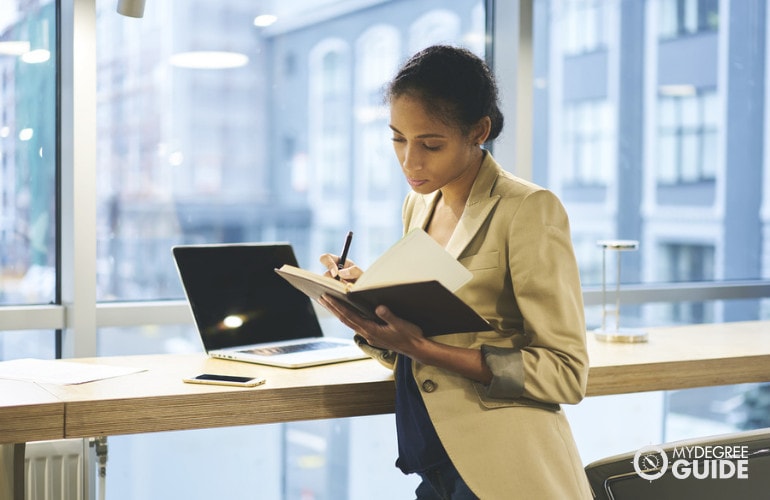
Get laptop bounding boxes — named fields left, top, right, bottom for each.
left=172, top=243, right=367, bottom=368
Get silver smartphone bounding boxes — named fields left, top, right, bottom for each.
left=183, top=373, right=266, bottom=387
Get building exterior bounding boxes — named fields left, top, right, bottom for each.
left=535, top=0, right=765, bottom=327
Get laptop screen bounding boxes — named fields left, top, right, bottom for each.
left=172, top=243, right=324, bottom=351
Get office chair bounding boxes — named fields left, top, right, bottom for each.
left=584, top=427, right=770, bottom=499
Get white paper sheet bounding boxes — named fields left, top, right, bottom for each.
left=357, top=228, right=472, bottom=292
left=0, top=358, right=146, bottom=385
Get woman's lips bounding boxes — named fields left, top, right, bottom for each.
left=407, top=177, right=428, bottom=188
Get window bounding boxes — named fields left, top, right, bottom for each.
left=310, top=41, right=351, bottom=196
left=562, top=99, right=613, bottom=187
left=535, top=0, right=769, bottom=465
left=0, top=2, right=56, bottom=307
left=659, top=242, right=716, bottom=323
left=409, top=9, right=462, bottom=53
left=356, top=25, right=400, bottom=196
left=658, top=0, right=719, bottom=39
left=92, top=1, right=484, bottom=498
left=657, top=90, right=718, bottom=185
left=562, top=0, right=607, bottom=54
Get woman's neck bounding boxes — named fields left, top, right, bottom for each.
left=438, top=149, right=485, bottom=211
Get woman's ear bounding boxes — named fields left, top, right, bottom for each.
left=471, top=116, right=492, bottom=146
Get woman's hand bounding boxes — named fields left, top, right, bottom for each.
left=319, top=253, right=363, bottom=283
left=319, top=294, right=493, bottom=384
left=317, top=294, right=429, bottom=358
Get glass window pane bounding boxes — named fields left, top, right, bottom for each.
left=97, top=325, right=200, bottom=356
left=658, top=0, right=678, bottom=38
left=680, top=133, right=698, bottom=181
left=702, top=130, right=717, bottom=177
left=103, top=416, right=417, bottom=499
left=536, top=1, right=760, bottom=290
left=658, top=97, right=676, bottom=126
left=684, top=0, right=699, bottom=33
left=680, top=95, right=698, bottom=127
left=96, top=0, right=483, bottom=302
left=0, top=329, right=56, bottom=361
left=562, top=100, right=611, bottom=186
left=535, top=0, right=766, bottom=470
left=598, top=134, right=613, bottom=183
left=657, top=134, right=677, bottom=184
left=703, top=89, right=718, bottom=125
left=0, top=1, right=57, bottom=306
left=94, top=3, right=483, bottom=499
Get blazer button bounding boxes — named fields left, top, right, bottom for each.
left=421, top=379, right=437, bottom=393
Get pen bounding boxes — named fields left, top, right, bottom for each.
left=336, top=231, right=353, bottom=279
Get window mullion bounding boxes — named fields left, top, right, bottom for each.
left=489, top=0, right=533, bottom=181
left=59, top=0, right=98, bottom=358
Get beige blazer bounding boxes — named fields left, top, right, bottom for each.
left=362, top=153, right=592, bottom=499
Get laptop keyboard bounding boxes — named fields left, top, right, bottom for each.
left=240, top=340, right=345, bottom=357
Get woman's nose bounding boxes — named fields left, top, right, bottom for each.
left=402, top=144, right=422, bottom=171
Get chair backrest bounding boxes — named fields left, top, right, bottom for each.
left=584, top=427, right=770, bottom=499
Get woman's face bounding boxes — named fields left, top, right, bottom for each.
left=389, top=94, right=480, bottom=195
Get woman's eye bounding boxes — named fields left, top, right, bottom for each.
left=423, top=143, right=442, bottom=151
left=391, top=137, right=405, bottom=143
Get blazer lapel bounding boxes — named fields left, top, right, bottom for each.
left=445, top=154, right=502, bottom=259
left=406, top=191, right=440, bottom=233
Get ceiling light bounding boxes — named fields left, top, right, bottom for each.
left=21, top=49, right=50, bottom=64
left=253, top=14, right=278, bottom=27
left=117, top=0, right=146, bottom=18
left=168, top=151, right=184, bottom=166
left=169, top=51, right=249, bottom=69
left=19, top=128, right=34, bottom=141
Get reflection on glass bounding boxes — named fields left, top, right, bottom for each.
left=95, top=0, right=484, bottom=302
left=534, top=0, right=764, bottom=323
left=535, top=2, right=766, bottom=468
left=0, top=1, right=56, bottom=305
left=664, top=382, right=770, bottom=443
left=95, top=2, right=484, bottom=499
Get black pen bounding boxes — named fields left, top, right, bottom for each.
left=336, top=231, right=353, bottom=280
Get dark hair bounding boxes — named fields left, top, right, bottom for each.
left=386, top=45, right=504, bottom=141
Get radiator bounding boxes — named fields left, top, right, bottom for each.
left=24, top=438, right=97, bottom=500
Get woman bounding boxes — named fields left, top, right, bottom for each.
left=319, top=45, right=591, bottom=499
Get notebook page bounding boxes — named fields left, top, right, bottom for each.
left=355, top=229, right=472, bottom=292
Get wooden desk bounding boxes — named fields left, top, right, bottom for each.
left=1, top=321, right=770, bottom=498
left=0, top=380, right=64, bottom=500
left=33, top=320, right=770, bottom=439
left=0, top=379, right=63, bottom=443
left=586, top=320, right=770, bottom=396
left=2, top=321, right=770, bottom=443
left=44, top=355, right=395, bottom=438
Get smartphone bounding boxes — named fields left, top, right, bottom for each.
left=183, top=373, right=266, bottom=387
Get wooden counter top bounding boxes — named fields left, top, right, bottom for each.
left=2, top=321, right=770, bottom=443
left=40, top=354, right=395, bottom=438
left=0, top=379, right=64, bottom=443
left=586, top=320, right=770, bottom=396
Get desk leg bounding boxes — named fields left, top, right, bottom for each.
left=0, top=442, right=25, bottom=500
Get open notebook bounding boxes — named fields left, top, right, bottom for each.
left=172, top=243, right=367, bottom=368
